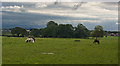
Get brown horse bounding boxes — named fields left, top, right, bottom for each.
left=93, top=38, right=100, bottom=44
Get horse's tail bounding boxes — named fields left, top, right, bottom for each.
left=33, top=38, right=35, bottom=41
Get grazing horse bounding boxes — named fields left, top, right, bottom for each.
left=25, top=37, right=35, bottom=43
left=93, top=38, right=100, bottom=44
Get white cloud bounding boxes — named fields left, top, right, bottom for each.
left=2, top=2, right=118, bottom=26
left=116, top=22, right=120, bottom=24
left=1, top=5, right=26, bottom=12
left=1, top=0, right=119, bottom=2
left=101, top=18, right=118, bottom=21
left=27, top=9, right=98, bottom=19
left=35, top=3, right=48, bottom=8
left=71, top=20, right=100, bottom=23
left=1, top=5, right=24, bottom=9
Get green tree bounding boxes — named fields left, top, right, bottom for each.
left=47, top=21, right=58, bottom=27
left=42, top=21, right=58, bottom=37
left=74, top=24, right=90, bottom=38
left=11, top=27, right=28, bottom=37
left=91, top=25, right=105, bottom=37
left=30, top=29, right=41, bottom=37
left=57, top=24, right=74, bottom=38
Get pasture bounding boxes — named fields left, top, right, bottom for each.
left=2, top=36, right=118, bottom=64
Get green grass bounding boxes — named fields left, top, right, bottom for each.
left=2, top=36, right=118, bottom=64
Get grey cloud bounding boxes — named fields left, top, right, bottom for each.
left=1, top=2, right=118, bottom=31
left=100, top=2, right=118, bottom=11
left=72, top=2, right=86, bottom=10
left=2, top=2, right=35, bottom=7
left=2, top=11, right=99, bottom=29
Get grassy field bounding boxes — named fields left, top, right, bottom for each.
left=2, top=36, right=118, bottom=64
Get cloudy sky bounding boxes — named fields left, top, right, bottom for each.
left=1, top=2, right=118, bottom=31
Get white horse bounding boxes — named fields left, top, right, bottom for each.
left=25, top=37, right=35, bottom=43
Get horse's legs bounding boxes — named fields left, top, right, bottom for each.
left=26, top=40, right=31, bottom=43
left=93, top=41, right=96, bottom=44
left=98, top=41, right=100, bottom=44
left=32, top=40, right=34, bottom=43
left=26, top=40, right=28, bottom=43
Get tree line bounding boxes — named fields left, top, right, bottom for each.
left=11, top=21, right=105, bottom=38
